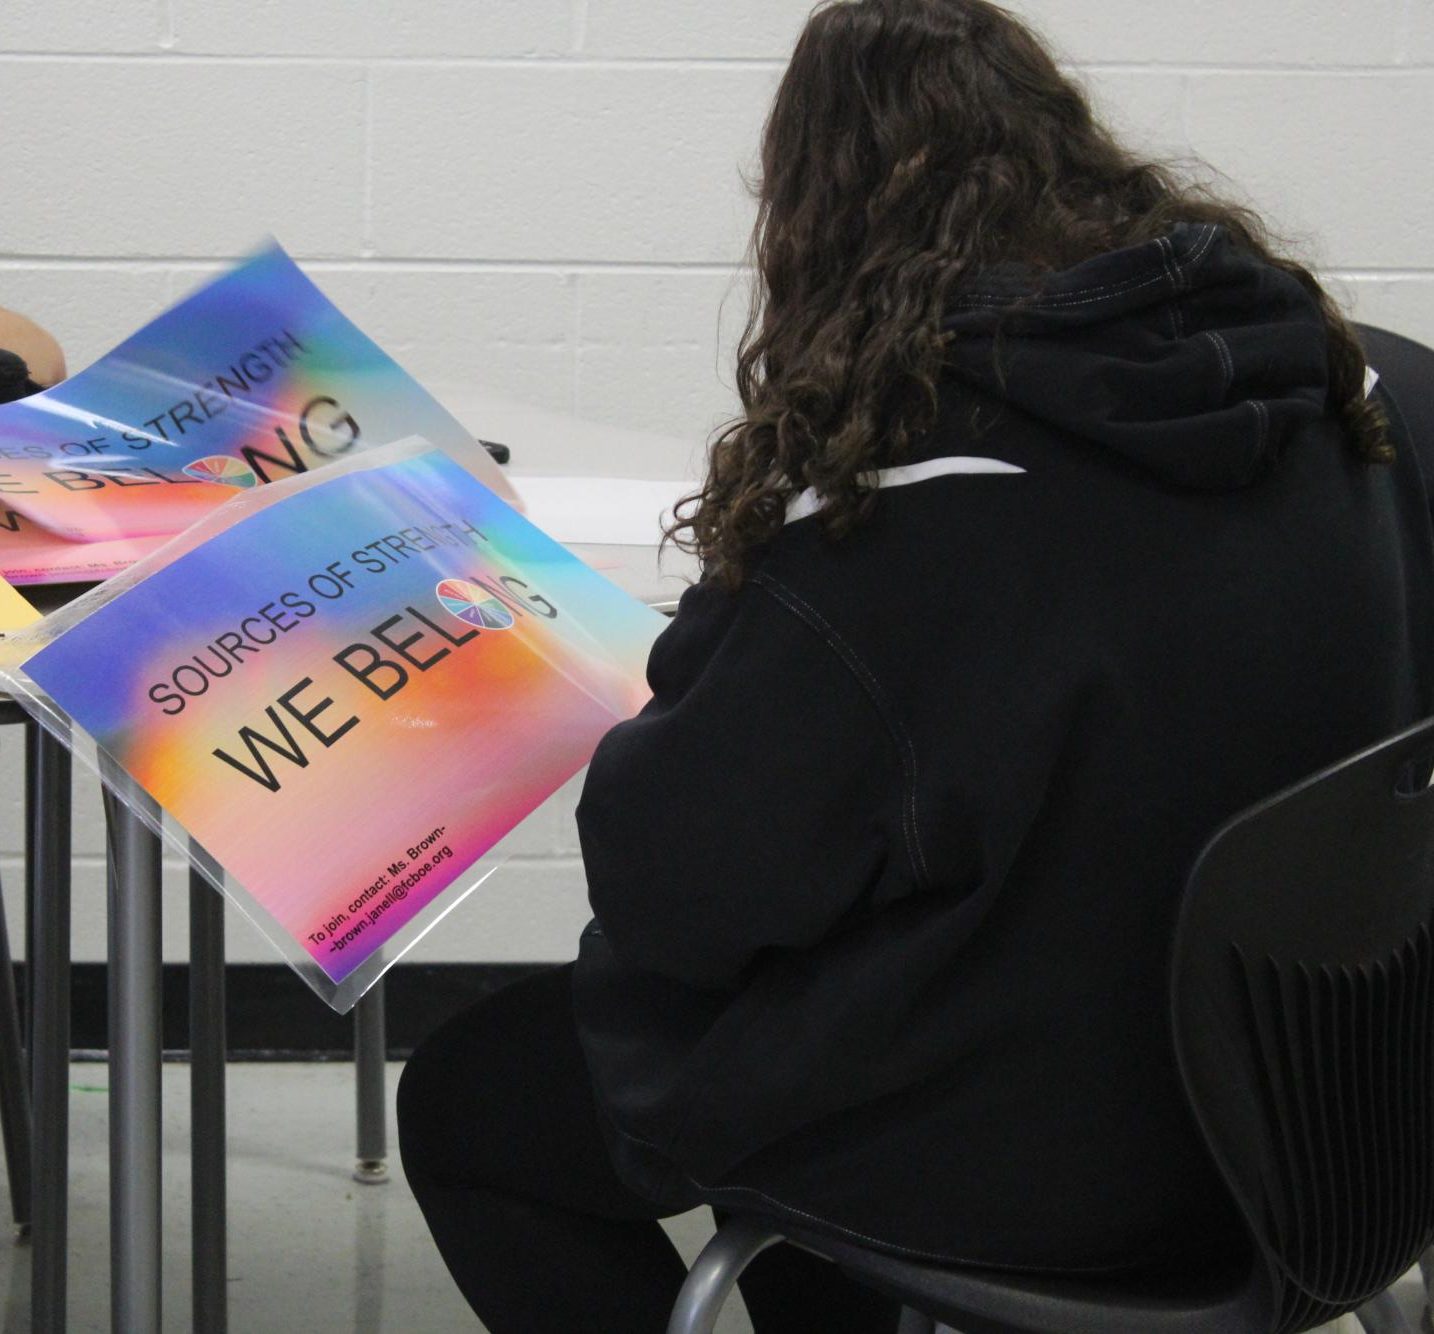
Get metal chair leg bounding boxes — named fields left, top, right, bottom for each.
left=190, top=860, right=227, bottom=1334
left=1358, top=1287, right=1415, bottom=1333
left=666, top=1218, right=785, bottom=1334
left=0, top=867, right=32, bottom=1235
left=30, top=727, right=70, bottom=1334
left=353, top=983, right=387, bottom=1183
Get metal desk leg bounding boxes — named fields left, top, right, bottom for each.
left=0, top=868, right=32, bottom=1236
left=104, top=786, right=163, bottom=1334
left=189, top=862, right=226, bottom=1333
left=353, top=984, right=387, bottom=1184
left=29, top=729, right=68, bottom=1334
left=21, top=727, right=34, bottom=1091
left=21, top=720, right=55, bottom=1094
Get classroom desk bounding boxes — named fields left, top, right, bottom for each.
left=96, top=449, right=696, bottom=1333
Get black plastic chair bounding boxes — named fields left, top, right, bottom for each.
left=1356, top=325, right=1434, bottom=1333
left=668, top=715, right=1434, bottom=1333
left=1354, top=325, right=1434, bottom=513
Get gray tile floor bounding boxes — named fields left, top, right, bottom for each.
left=0, top=1061, right=1418, bottom=1331
left=0, top=1061, right=752, bottom=1333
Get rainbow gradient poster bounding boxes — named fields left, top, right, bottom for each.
left=9, top=443, right=665, bottom=1010
left=0, top=243, right=515, bottom=586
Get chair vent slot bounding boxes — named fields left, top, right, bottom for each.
left=1230, top=918, right=1434, bottom=1332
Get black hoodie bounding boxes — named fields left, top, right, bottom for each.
left=572, top=223, right=1434, bottom=1271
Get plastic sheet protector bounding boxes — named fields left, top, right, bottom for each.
left=0, top=241, right=516, bottom=585
left=1, top=442, right=666, bottom=1010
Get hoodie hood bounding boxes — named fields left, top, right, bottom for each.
left=940, top=222, right=1331, bottom=490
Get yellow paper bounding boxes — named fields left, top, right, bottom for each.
left=0, top=576, right=39, bottom=633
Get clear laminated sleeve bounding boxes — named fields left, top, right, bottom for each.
left=0, top=439, right=667, bottom=1012
left=0, top=238, right=518, bottom=587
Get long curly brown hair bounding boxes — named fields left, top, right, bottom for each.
left=667, top=0, right=1389, bottom=587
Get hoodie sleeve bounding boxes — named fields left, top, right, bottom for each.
left=575, top=573, right=912, bottom=991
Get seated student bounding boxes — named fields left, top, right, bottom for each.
left=398, top=2, right=1434, bottom=1330
left=0, top=305, right=65, bottom=402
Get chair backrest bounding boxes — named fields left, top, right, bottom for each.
left=1171, top=716, right=1434, bottom=1334
left=1355, top=324, right=1434, bottom=511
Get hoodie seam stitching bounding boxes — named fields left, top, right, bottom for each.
left=1203, top=329, right=1235, bottom=393
left=750, top=571, right=932, bottom=890
left=949, top=269, right=1168, bottom=310
left=1249, top=398, right=1270, bottom=456
left=1156, top=236, right=1185, bottom=339
left=950, top=223, right=1219, bottom=311
left=1179, top=221, right=1221, bottom=268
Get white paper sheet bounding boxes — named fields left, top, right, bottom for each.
left=512, top=476, right=694, bottom=547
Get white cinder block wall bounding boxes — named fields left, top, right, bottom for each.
left=1, top=0, right=1431, bottom=965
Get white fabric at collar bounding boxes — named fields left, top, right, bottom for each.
left=1365, top=365, right=1380, bottom=398
left=785, top=456, right=1026, bottom=525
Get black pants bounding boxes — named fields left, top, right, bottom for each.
left=397, top=964, right=902, bottom=1333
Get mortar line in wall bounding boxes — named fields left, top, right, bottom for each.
left=571, top=0, right=591, bottom=56
left=568, top=272, right=584, bottom=417
left=157, top=0, right=176, bottom=51
left=360, top=64, right=376, bottom=259
left=0, top=52, right=787, bottom=70
left=1079, top=61, right=1434, bottom=74
left=0, top=257, right=182, bottom=270
left=2, top=256, right=1428, bottom=282
left=1, top=52, right=1431, bottom=73
left=1320, top=270, right=1434, bottom=281
left=0, top=256, right=756, bottom=276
